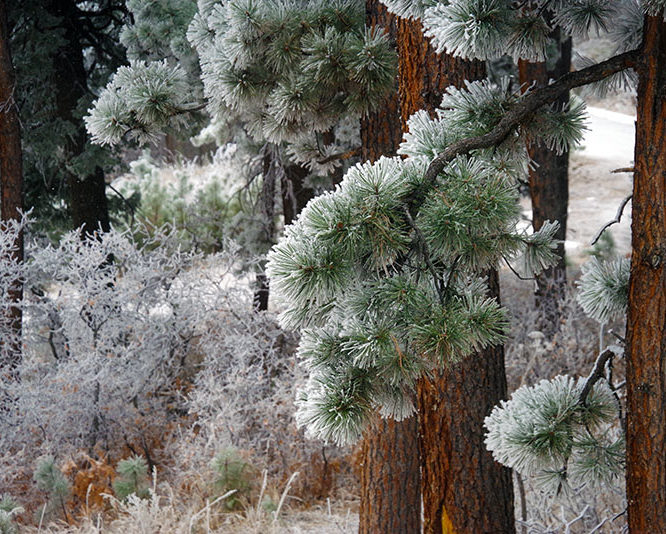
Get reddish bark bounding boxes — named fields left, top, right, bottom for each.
left=396, top=17, right=515, bottom=534
left=518, top=29, right=572, bottom=334
left=625, top=15, right=666, bottom=532
left=0, top=0, right=24, bottom=369
left=357, top=4, right=421, bottom=533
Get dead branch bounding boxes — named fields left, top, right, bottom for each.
left=591, top=194, right=632, bottom=245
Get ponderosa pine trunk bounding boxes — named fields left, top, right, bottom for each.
left=356, top=4, right=421, bottom=533
left=518, top=27, right=572, bottom=335
left=396, top=17, right=515, bottom=534
left=46, top=0, right=111, bottom=236
left=0, top=0, right=24, bottom=370
left=625, top=14, right=666, bottom=532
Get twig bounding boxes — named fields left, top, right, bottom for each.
left=591, top=194, right=632, bottom=245
left=611, top=167, right=635, bottom=173
left=402, top=207, right=445, bottom=303
left=502, top=255, right=537, bottom=281
left=564, top=505, right=589, bottom=534
left=317, top=147, right=361, bottom=165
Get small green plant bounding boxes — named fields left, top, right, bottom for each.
left=112, top=456, right=151, bottom=500
left=212, top=448, right=254, bottom=510
left=33, top=457, right=70, bottom=521
left=0, top=495, right=23, bottom=534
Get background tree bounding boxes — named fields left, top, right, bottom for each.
left=518, top=20, right=572, bottom=333
left=0, top=0, right=24, bottom=368
left=87, top=0, right=397, bottom=310
left=8, top=0, right=128, bottom=236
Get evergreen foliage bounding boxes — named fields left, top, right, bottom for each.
left=34, top=457, right=70, bottom=519
left=87, top=0, right=396, bottom=173
left=266, top=76, right=588, bottom=445
left=113, top=456, right=151, bottom=500
left=485, top=375, right=624, bottom=495
left=576, top=256, right=630, bottom=324
left=211, top=448, right=253, bottom=510
left=7, top=1, right=128, bottom=232
left=486, top=233, right=629, bottom=493
left=380, top=0, right=645, bottom=62
left=0, top=496, right=22, bottom=534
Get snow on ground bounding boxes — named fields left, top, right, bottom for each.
left=523, top=105, right=635, bottom=263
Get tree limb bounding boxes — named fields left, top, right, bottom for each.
left=407, top=49, right=640, bottom=216
left=578, top=348, right=618, bottom=406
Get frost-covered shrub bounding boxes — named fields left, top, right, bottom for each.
left=1, top=224, right=262, bottom=460
left=0, top=221, right=339, bottom=513
left=0, top=216, right=26, bottom=368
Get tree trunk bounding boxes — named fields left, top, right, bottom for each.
left=253, top=143, right=279, bottom=312
left=357, top=4, right=421, bottom=533
left=0, top=0, right=24, bottom=370
left=418, top=272, right=515, bottom=534
left=396, top=18, right=515, bottom=534
left=281, top=162, right=313, bottom=227
left=625, top=15, right=666, bottom=532
left=46, top=0, right=111, bottom=236
left=518, top=26, right=572, bottom=335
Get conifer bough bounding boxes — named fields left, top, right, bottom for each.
left=410, top=48, right=640, bottom=216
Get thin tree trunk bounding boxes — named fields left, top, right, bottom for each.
left=518, top=26, right=572, bottom=335
left=396, top=17, right=515, bottom=534
left=357, top=4, right=421, bottom=533
left=0, top=0, right=23, bottom=370
left=253, top=143, right=279, bottom=312
left=625, top=15, right=666, bottom=532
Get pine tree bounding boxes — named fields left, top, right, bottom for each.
left=7, top=1, right=128, bottom=235
left=372, top=0, right=664, bottom=528
left=357, top=4, right=421, bottom=532
left=518, top=17, right=572, bottom=333
left=391, top=11, right=515, bottom=533
left=0, top=0, right=23, bottom=370
left=625, top=12, right=666, bottom=530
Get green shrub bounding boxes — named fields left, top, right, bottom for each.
left=33, top=457, right=70, bottom=520
left=0, top=495, right=22, bottom=534
left=112, top=456, right=151, bottom=500
left=212, top=448, right=254, bottom=510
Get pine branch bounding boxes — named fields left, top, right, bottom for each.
left=407, top=49, right=640, bottom=217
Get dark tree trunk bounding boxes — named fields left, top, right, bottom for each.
left=357, top=4, right=421, bottom=534
left=396, top=17, right=515, bottom=534
left=518, top=26, right=572, bottom=335
left=46, top=0, right=111, bottom=236
left=281, top=162, right=313, bottom=227
left=625, top=15, right=666, bottom=532
left=253, top=143, right=279, bottom=312
left=0, top=0, right=24, bottom=370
